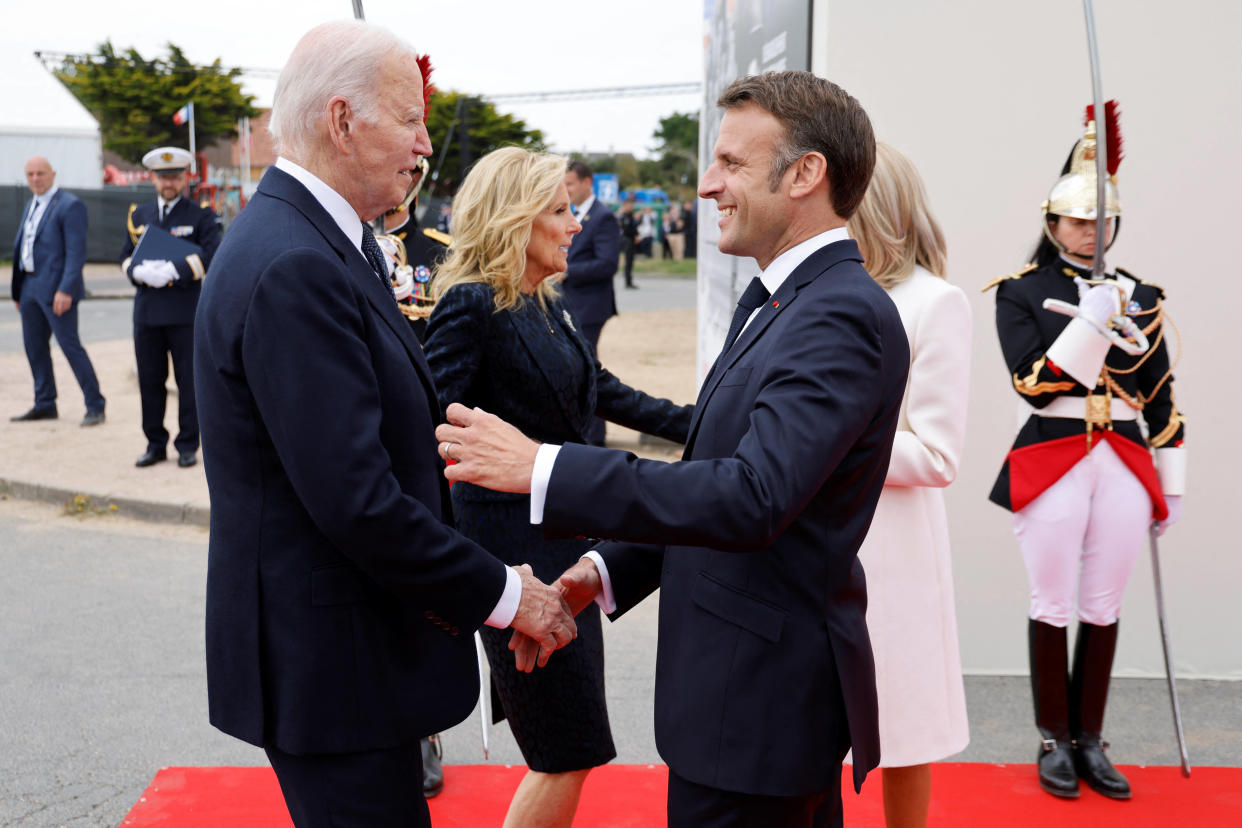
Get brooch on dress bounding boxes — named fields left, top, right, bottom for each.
left=562, top=309, right=576, bottom=331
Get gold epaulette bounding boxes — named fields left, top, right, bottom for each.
left=981, top=262, right=1037, bottom=293
left=423, top=228, right=452, bottom=247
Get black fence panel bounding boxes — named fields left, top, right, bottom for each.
left=1, top=184, right=154, bottom=263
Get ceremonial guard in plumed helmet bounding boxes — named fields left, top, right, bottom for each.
left=984, top=103, right=1185, bottom=802
left=121, top=146, right=221, bottom=468
left=377, top=155, right=450, bottom=344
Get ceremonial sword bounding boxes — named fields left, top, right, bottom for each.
left=1083, top=0, right=1190, bottom=777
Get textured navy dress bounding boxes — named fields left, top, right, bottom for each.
left=425, top=282, right=692, bottom=772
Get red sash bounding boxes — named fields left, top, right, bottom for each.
left=1007, top=431, right=1167, bottom=520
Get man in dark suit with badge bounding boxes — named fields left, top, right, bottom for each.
left=562, top=160, right=619, bottom=445
left=439, top=71, right=907, bottom=827
left=10, top=155, right=106, bottom=425
left=120, top=146, right=220, bottom=468
left=193, top=21, right=576, bottom=826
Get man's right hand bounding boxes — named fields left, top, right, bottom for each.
left=508, top=563, right=576, bottom=672
left=509, top=558, right=603, bottom=672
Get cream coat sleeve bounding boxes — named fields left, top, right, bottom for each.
left=885, top=279, right=973, bottom=488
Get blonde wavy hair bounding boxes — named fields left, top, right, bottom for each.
left=848, top=142, right=947, bottom=290
left=432, top=147, right=567, bottom=312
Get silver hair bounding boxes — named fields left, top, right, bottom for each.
left=268, top=20, right=418, bottom=158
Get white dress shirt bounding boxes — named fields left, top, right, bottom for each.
left=529, top=225, right=852, bottom=611
left=275, top=156, right=522, bottom=627
left=573, top=194, right=596, bottom=223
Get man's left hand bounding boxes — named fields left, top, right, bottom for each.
left=435, top=403, right=539, bottom=492
left=52, top=291, right=72, bottom=316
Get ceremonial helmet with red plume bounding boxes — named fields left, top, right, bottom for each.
left=1040, top=100, right=1124, bottom=253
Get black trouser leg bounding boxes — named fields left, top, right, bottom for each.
left=1029, top=619, right=1079, bottom=797
left=1070, top=620, right=1132, bottom=798
left=167, top=323, right=198, bottom=454
left=134, top=324, right=170, bottom=451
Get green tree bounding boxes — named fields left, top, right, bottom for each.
left=54, top=41, right=259, bottom=163
left=649, top=111, right=699, bottom=199
left=426, top=91, right=547, bottom=195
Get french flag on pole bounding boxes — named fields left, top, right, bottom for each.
left=172, top=103, right=192, bottom=125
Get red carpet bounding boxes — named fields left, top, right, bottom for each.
left=121, top=763, right=1241, bottom=826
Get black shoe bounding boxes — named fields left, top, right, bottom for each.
left=625, top=283, right=639, bottom=289
left=80, top=409, right=105, bottom=427
left=177, top=451, right=198, bottom=468
left=420, top=735, right=444, bottom=798
left=11, top=405, right=57, bottom=422
left=135, top=448, right=167, bottom=467
left=1037, top=739, right=1080, bottom=798
left=1073, top=737, right=1131, bottom=799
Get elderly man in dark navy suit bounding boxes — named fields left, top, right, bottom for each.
left=562, top=160, right=620, bottom=445
left=120, top=146, right=221, bottom=468
left=439, top=71, right=907, bottom=827
left=10, top=155, right=106, bottom=425
left=193, top=21, right=576, bottom=828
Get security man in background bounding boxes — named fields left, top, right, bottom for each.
left=120, top=147, right=221, bottom=468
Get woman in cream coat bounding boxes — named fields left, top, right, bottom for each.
left=849, top=143, right=971, bottom=828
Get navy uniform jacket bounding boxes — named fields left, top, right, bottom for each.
left=987, top=260, right=1184, bottom=515
left=561, top=199, right=619, bottom=328
left=121, top=198, right=222, bottom=326
left=543, top=240, right=905, bottom=797
left=389, top=215, right=448, bottom=343
left=11, top=189, right=87, bottom=306
left=194, top=166, right=509, bottom=754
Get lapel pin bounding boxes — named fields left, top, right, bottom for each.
left=772, top=300, right=779, bottom=308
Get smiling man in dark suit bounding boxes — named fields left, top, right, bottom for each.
left=437, top=71, right=909, bottom=827
left=193, top=21, right=576, bottom=828
left=10, top=155, right=105, bottom=426
left=562, top=160, right=620, bottom=445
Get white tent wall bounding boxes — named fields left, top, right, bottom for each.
left=1, top=131, right=102, bottom=190
left=0, top=49, right=102, bottom=189
left=808, top=0, right=1241, bottom=679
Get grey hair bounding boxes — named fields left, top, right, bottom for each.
left=269, top=20, right=418, bottom=159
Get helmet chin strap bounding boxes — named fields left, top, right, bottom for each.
left=1041, top=215, right=1122, bottom=257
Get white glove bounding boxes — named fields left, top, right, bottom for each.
left=391, top=265, right=414, bottom=301
left=1154, top=495, right=1182, bottom=537
left=133, top=259, right=177, bottom=288
left=1075, top=278, right=1121, bottom=328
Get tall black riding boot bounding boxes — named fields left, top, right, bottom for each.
left=1070, top=621, right=1132, bottom=799
left=1029, top=619, right=1079, bottom=798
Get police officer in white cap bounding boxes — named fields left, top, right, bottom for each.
left=120, top=146, right=221, bottom=468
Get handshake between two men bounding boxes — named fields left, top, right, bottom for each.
left=437, top=402, right=605, bottom=673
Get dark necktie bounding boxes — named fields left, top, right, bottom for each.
left=720, top=276, right=771, bottom=355
left=159, top=203, right=168, bottom=223
left=360, top=224, right=392, bottom=293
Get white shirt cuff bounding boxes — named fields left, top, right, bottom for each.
left=529, top=443, right=562, bottom=524
left=484, top=565, right=523, bottom=628
left=1045, top=317, right=1112, bottom=388
left=583, top=551, right=617, bottom=614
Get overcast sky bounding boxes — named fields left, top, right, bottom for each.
left=3, top=0, right=704, bottom=158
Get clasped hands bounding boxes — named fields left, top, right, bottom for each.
left=509, top=558, right=604, bottom=672
left=433, top=403, right=606, bottom=671
left=132, top=259, right=178, bottom=288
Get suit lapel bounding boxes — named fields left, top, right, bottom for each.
left=683, top=240, right=865, bottom=452
left=257, top=167, right=441, bottom=418
left=32, top=191, right=62, bottom=244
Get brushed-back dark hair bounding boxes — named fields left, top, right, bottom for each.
left=566, top=160, right=594, bottom=181
left=717, top=71, right=875, bottom=218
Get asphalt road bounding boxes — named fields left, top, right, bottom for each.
left=3, top=499, right=1239, bottom=826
